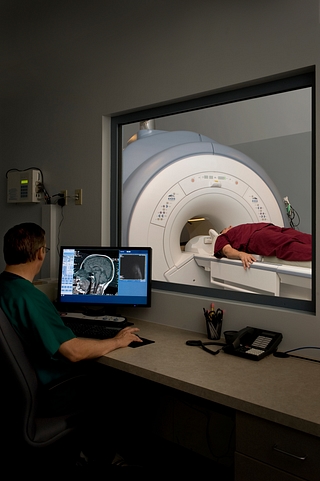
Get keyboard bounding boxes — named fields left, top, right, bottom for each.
left=63, top=319, right=122, bottom=339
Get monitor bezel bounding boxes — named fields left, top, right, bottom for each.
left=56, top=245, right=152, bottom=314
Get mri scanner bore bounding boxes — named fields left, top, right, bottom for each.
left=122, top=130, right=311, bottom=301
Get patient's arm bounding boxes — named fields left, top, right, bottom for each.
left=222, top=244, right=257, bottom=270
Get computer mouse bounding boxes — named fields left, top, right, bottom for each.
left=128, top=336, right=154, bottom=348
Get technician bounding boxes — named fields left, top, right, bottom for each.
left=0, top=222, right=142, bottom=471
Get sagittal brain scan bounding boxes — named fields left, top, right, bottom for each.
left=73, top=254, right=118, bottom=295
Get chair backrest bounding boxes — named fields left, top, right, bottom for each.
left=0, top=307, right=84, bottom=451
left=0, top=308, right=41, bottom=444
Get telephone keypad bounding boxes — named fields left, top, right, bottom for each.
left=245, top=348, right=264, bottom=357
left=251, top=335, right=272, bottom=350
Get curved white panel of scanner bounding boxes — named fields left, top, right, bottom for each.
left=124, top=139, right=286, bottom=284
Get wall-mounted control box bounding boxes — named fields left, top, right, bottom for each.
left=7, top=169, right=41, bottom=203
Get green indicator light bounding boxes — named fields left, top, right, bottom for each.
left=21, top=179, right=29, bottom=184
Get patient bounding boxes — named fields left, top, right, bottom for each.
left=211, top=222, right=312, bottom=270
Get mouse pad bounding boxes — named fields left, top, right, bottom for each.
left=129, top=337, right=155, bottom=348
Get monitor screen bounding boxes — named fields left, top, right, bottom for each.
left=57, top=246, right=152, bottom=314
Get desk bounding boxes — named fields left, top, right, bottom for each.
left=98, top=319, right=320, bottom=480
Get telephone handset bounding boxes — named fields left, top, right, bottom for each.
left=223, top=326, right=283, bottom=360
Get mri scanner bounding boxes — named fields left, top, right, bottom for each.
left=122, top=129, right=311, bottom=300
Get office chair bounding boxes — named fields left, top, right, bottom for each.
left=0, top=308, right=84, bottom=473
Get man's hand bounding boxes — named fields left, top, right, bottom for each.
left=238, top=252, right=256, bottom=270
left=59, top=326, right=142, bottom=362
left=222, top=244, right=256, bottom=269
left=113, top=326, right=143, bottom=348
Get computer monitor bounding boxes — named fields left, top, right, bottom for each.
left=56, top=246, right=152, bottom=315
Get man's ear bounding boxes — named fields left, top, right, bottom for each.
left=37, top=247, right=45, bottom=261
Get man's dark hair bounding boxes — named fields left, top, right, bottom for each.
left=3, top=222, right=46, bottom=265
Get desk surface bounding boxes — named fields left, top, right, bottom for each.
left=98, top=319, right=320, bottom=437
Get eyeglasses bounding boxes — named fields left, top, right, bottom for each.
left=42, top=246, right=50, bottom=253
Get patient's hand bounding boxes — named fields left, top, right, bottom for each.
left=222, top=244, right=256, bottom=269
left=239, top=252, right=256, bottom=270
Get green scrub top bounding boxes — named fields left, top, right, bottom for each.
left=0, top=271, right=77, bottom=386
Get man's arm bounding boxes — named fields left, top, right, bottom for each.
left=58, top=326, right=141, bottom=362
left=222, top=244, right=256, bottom=270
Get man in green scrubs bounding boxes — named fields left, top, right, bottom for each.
left=0, top=222, right=142, bottom=470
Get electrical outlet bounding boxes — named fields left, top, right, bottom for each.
left=75, top=188, right=82, bottom=205
left=60, top=190, right=67, bottom=206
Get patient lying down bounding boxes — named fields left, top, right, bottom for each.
left=210, top=222, right=312, bottom=270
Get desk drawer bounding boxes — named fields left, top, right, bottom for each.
left=236, top=412, right=320, bottom=481
left=235, top=453, right=306, bottom=481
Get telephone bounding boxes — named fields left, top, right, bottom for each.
left=223, top=326, right=283, bottom=360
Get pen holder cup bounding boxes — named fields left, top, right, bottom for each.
left=206, top=318, right=223, bottom=340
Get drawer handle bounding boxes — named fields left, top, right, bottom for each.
left=273, top=444, right=307, bottom=461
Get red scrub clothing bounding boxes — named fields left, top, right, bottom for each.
left=214, top=223, right=312, bottom=261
